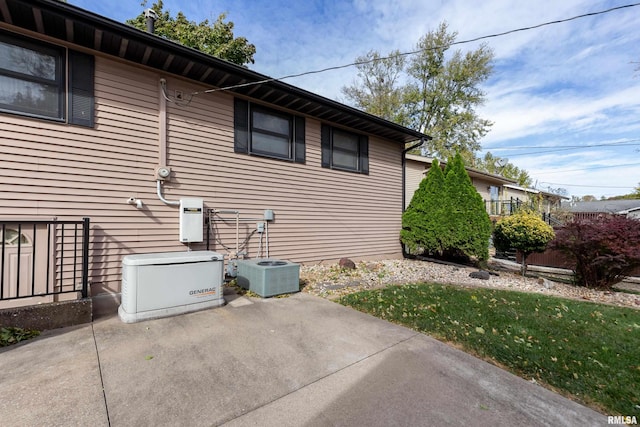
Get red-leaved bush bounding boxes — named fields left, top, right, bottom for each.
left=550, top=215, right=640, bottom=289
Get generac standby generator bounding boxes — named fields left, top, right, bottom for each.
left=118, top=251, right=224, bottom=323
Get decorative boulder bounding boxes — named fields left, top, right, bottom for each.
left=537, top=278, right=555, bottom=289
left=469, top=271, right=491, bottom=280
left=339, top=258, right=356, bottom=270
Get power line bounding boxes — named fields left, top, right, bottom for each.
left=485, top=139, right=640, bottom=151
left=492, top=142, right=640, bottom=157
left=539, top=161, right=640, bottom=175
left=191, top=2, right=640, bottom=96
left=539, top=181, right=636, bottom=189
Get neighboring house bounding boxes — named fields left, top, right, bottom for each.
left=502, top=184, right=569, bottom=215
left=405, top=154, right=517, bottom=215
left=0, top=1, right=428, bottom=312
left=568, top=200, right=640, bottom=220
left=405, top=155, right=570, bottom=216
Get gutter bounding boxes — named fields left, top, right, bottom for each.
left=25, top=0, right=428, bottom=144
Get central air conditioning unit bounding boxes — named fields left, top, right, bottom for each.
left=119, top=251, right=224, bottom=323
left=236, top=259, right=300, bottom=297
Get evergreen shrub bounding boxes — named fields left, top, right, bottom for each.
left=493, top=210, right=555, bottom=275
left=402, top=153, right=492, bottom=263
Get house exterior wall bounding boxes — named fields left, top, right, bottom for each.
left=0, top=52, right=404, bottom=301
left=469, top=177, right=494, bottom=202
left=500, top=187, right=538, bottom=215
left=404, top=158, right=504, bottom=214
left=502, top=187, right=531, bottom=203
left=503, top=187, right=563, bottom=214
left=405, top=160, right=425, bottom=208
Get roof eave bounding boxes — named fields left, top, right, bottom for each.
left=1, top=0, right=430, bottom=144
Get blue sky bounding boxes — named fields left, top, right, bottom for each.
left=69, top=0, right=640, bottom=198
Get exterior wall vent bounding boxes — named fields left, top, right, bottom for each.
left=144, top=9, right=158, bottom=33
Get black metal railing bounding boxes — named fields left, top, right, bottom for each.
left=0, top=218, right=90, bottom=301
left=485, top=198, right=526, bottom=216
left=542, top=212, right=564, bottom=226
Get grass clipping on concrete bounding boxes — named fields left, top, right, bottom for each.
left=339, top=283, right=640, bottom=416
left=0, top=326, right=40, bottom=347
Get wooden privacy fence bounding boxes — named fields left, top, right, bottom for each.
left=517, top=249, right=640, bottom=277
left=516, top=249, right=574, bottom=270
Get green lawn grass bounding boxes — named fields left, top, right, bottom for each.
left=339, top=283, right=640, bottom=416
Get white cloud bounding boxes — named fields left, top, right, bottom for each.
left=69, top=0, right=640, bottom=197
left=481, top=83, right=640, bottom=144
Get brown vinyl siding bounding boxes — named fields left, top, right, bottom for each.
left=165, top=85, right=403, bottom=263
left=405, top=160, right=426, bottom=208
left=1, top=55, right=404, bottom=297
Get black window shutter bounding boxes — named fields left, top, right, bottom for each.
left=321, top=124, right=331, bottom=168
left=68, top=50, right=94, bottom=127
left=294, top=116, right=305, bottom=163
left=234, top=98, right=249, bottom=154
left=359, top=135, right=369, bottom=174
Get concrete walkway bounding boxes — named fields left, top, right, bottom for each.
left=0, top=292, right=605, bottom=426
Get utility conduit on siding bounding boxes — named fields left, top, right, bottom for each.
left=156, top=79, right=180, bottom=206
left=156, top=180, right=179, bottom=206
left=159, top=78, right=167, bottom=167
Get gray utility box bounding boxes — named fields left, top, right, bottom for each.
left=236, top=259, right=300, bottom=297
left=119, top=251, right=224, bottom=323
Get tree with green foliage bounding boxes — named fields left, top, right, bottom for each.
left=401, top=154, right=491, bottom=263
left=342, top=50, right=407, bottom=124
left=405, top=24, right=493, bottom=163
left=474, top=152, right=532, bottom=187
left=401, top=159, right=446, bottom=255
left=606, top=182, right=640, bottom=200
left=127, top=0, right=256, bottom=66
left=342, top=22, right=494, bottom=163
left=443, top=153, right=492, bottom=261
left=493, top=210, right=555, bottom=275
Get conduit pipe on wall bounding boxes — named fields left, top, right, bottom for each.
left=156, top=180, right=180, bottom=206
left=155, top=78, right=180, bottom=206
left=159, top=79, right=168, bottom=168
left=265, top=220, right=269, bottom=258
left=208, top=209, right=272, bottom=259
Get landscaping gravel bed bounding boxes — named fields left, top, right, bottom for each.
left=300, top=259, right=640, bottom=309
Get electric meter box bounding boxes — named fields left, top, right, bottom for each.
left=179, top=198, right=203, bottom=243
